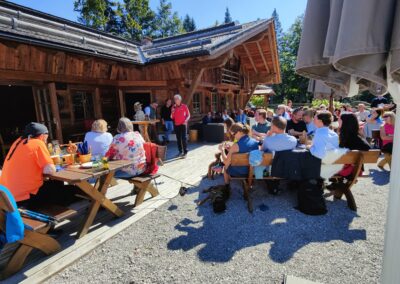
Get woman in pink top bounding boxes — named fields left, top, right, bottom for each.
left=378, top=112, right=395, bottom=170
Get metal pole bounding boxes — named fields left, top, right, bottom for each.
left=382, top=55, right=400, bottom=284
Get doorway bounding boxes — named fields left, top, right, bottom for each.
left=0, top=85, right=36, bottom=144
left=124, top=92, right=151, bottom=120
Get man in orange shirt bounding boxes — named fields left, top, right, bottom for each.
left=0, top=123, right=76, bottom=208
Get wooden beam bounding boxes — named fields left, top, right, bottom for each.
left=182, top=68, right=205, bottom=105
left=182, top=51, right=233, bottom=71
left=256, top=41, right=270, bottom=73
left=118, top=89, right=126, bottom=117
left=243, top=44, right=258, bottom=74
left=93, top=87, right=103, bottom=119
left=117, top=80, right=168, bottom=87
left=267, top=26, right=280, bottom=83
left=47, top=82, right=63, bottom=143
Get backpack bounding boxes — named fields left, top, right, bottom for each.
left=296, top=179, right=327, bottom=215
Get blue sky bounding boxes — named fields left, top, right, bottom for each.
left=8, top=0, right=307, bottom=32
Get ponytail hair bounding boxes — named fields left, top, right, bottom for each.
left=230, top=123, right=250, bottom=135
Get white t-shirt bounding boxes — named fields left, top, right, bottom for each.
left=84, top=131, right=113, bottom=157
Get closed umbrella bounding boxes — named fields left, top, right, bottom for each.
left=296, top=1, right=400, bottom=283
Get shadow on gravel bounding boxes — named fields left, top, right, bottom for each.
left=369, top=169, right=390, bottom=186
left=168, top=180, right=367, bottom=264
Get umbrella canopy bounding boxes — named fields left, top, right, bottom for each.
left=296, top=0, right=400, bottom=96
left=296, top=2, right=400, bottom=284
left=307, top=79, right=344, bottom=100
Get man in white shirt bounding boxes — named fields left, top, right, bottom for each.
left=355, top=103, right=370, bottom=122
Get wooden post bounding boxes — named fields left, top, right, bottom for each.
left=183, top=68, right=205, bottom=106
left=93, top=87, right=103, bottom=119
left=118, top=89, right=125, bottom=117
left=328, top=91, right=334, bottom=113
left=47, top=82, right=63, bottom=143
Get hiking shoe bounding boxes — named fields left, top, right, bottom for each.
left=181, top=152, right=188, bottom=158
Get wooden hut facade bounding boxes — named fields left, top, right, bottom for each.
left=0, top=2, right=280, bottom=143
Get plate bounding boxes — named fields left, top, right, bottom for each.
left=81, top=162, right=93, bottom=169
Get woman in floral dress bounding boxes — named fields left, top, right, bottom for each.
left=106, top=117, right=147, bottom=178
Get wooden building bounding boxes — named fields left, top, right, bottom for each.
left=0, top=1, right=280, bottom=144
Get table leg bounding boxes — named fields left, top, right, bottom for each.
left=76, top=172, right=124, bottom=238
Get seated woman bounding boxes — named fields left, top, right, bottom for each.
left=378, top=111, right=395, bottom=170
left=336, top=113, right=371, bottom=178
left=363, top=108, right=383, bottom=141
left=223, top=117, right=235, bottom=142
left=106, top=117, right=147, bottom=178
left=220, top=123, right=259, bottom=192
left=84, top=119, right=113, bottom=157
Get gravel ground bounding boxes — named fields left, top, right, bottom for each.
left=47, top=145, right=390, bottom=284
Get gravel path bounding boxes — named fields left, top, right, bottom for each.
left=47, top=145, right=390, bottom=284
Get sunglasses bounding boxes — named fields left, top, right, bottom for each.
left=383, top=115, right=390, bottom=119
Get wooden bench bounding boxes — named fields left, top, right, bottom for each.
left=0, top=192, right=77, bottom=279
left=128, top=174, right=160, bottom=207
left=229, top=150, right=380, bottom=213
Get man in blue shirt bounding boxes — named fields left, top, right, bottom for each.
left=262, top=116, right=297, bottom=152
left=252, top=109, right=271, bottom=141
left=309, top=112, right=339, bottom=159
left=235, top=109, right=247, bottom=124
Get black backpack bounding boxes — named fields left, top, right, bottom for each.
left=296, top=179, right=327, bottom=215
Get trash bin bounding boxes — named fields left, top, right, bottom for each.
left=189, top=129, right=198, bottom=142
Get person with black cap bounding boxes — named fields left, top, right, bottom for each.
left=0, top=122, right=78, bottom=208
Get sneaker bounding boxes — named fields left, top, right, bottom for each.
left=181, top=152, right=187, bottom=158
left=176, top=152, right=183, bottom=158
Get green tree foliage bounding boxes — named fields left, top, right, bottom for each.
left=153, top=0, right=183, bottom=38
left=272, top=14, right=309, bottom=104
left=121, top=0, right=155, bottom=41
left=224, top=7, right=232, bottom=24
left=183, top=14, right=196, bottom=32
left=74, top=0, right=116, bottom=31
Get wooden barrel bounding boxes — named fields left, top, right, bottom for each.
left=189, top=129, right=198, bottom=142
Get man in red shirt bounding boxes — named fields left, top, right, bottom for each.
left=171, top=94, right=190, bottom=158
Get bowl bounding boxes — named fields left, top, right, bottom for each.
left=78, top=153, right=92, bottom=164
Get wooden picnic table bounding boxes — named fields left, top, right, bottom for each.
left=131, top=120, right=160, bottom=142
left=45, top=160, right=133, bottom=238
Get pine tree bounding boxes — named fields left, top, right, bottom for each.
left=153, top=0, right=183, bottom=38
left=121, top=0, right=156, bottom=41
left=271, top=9, right=284, bottom=49
left=224, top=7, right=232, bottom=24
left=74, top=0, right=116, bottom=31
left=183, top=14, right=196, bottom=32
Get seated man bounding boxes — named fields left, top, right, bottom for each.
left=262, top=116, right=297, bottom=152
left=309, top=111, right=339, bottom=160
left=251, top=109, right=271, bottom=141
left=235, top=109, right=247, bottom=124
left=276, top=104, right=291, bottom=120
left=286, top=108, right=307, bottom=138
left=202, top=112, right=213, bottom=125
left=0, top=122, right=78, bottom=208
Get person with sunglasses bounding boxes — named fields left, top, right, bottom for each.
left=378, top=112, right=395, bottom=170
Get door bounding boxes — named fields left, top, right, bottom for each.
left=124, top=92, right=151, bottom=120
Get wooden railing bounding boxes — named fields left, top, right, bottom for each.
left=220, top=68, right=242, bottom=86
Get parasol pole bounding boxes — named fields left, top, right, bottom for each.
left=382, top=54, right=400, bottom=284
left=328, top=90, right=334, bottom=113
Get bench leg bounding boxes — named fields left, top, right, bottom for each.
left=242, top=180, right=253, bottom=213
left=132, top=180, right=160, bottom=207
left=2, top=228, right=61, bottom=279
left=342, top=187, right=357, bottom=211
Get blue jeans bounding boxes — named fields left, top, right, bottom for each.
left=114, top=170, right=135, bottom=179
left=164, top=121, right=174, bottom=142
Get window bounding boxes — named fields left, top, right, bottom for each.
left=72, top=91, right=94, bottom=120
left=192, top=93, right=202, bottom=114
left=211, top=92, right=218, bottom=112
